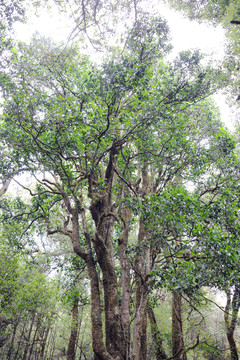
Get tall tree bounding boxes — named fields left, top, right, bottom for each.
left=0, top=8, right=234, bottom=359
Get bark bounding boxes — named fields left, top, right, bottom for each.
left=48, top=326, right=57, bottom=360
left=22, top=310, right=36, bottom=360
left=39, top=321, right=51, bottom=360
left=224, top=287, right=240, bottom=360
left=63, top=143, right=126, bottom=359
left=133, top=239, right=151, bottom=360
left=28, top=317, right=39, bottom=360
left=89, top=146, right=125, bottom=360
left=132, top=257, right=149, bottom=360
left=43, top=326, right=53, bottom=360
left=86, top=254, right=113, bottom=360
left=70, top=205, right=114, bottom=360
left=0, top=178, right=11, bottom=197
left=94, top=224, right=125, bottom=359
left=69, top=205, right=112, bottom=360
left=132, top=163, right=150, bottom=360
left=15, top=317, right=28, bottom=359
left=227, top=331, right=238, bottom=360
left=172, top=292, right=187, bottom=360
left=7, top=320, right=19, bottom=359
left=118, top=205, right=131, bottom=360
left=67, top=297, right=79, bottom=360
left=147, top=307, right=167, bottom=360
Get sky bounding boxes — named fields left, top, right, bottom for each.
left=13, top=2, right=235, bottom=131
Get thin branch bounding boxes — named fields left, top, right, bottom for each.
left=113, top=166, right=137, bottom=196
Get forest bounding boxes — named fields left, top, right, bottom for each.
left=0, top=0, right=240, bottom=359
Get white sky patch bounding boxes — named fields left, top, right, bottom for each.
left=213, top=92, right=236, bottom=132
left=14, top=6, right=73, bottom=44
left=14, top=2, right=226, bottom=56
left=154, top=3, right=225, bottom=59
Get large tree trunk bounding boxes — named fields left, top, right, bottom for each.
left=172, top=292, right=187, bottom=360
left=224, top=286, right=240, bottom=360
left=86, top=254, right=113, bottom=360
left=67, top=200, right=113, bottom=360
left=89, top=146, right=125, bottom=360
left=93, top=214, right=125, bottom=359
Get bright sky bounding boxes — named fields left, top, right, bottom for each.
left=13, top=2, right=235, bottom=131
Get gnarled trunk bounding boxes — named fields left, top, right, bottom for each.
left=88, top=146, right=125, bottom=360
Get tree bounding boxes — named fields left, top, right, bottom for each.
left=0, top=242, right=59, bottom=359
left=0, top=0, right=26, bottom=50
left=166, top=0, right=240, bottom=104
left=0, top=5, right=236, bottom=359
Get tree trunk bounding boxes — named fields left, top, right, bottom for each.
left=39, top=320, right=51, bottom=360
left=227, top=331, right=238, bottom=360
left=132, top=163, right=151, bottom=360
left=147, top=307, right=167, bottom=360
left=86, top=254, right=113, bottom=360
left=118, top=205, right=131, bottom=360
left=89, top=147, right=125, bottom=360
left=7, top=320, right=19, bottom=359
left=48, top=325, right=57, bottom=360
left=71, top=206, right=113, bottom=360
left=44, top=326, right=54, bottom=360
left=22, top=310, right=36, bottom=360
left=132, top=286, right=148, bottom=360
left=28, top=317, right=39, bottom=360
left=224, top=287, right=240, bottom=360
left=15, top=316, right=28, bottom=359
left=172, top=292, right=187, bottom=360
left=132, top=230, right=152, bottom=360
left=67, top=297, right=79, bottom=360
left=94, top=222, right=125, bottom=359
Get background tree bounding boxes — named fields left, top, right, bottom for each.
left=166, top=0, right=240, bottom=104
